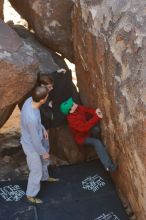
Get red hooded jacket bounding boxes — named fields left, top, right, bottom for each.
left=67, top=105, right=101, bottom=145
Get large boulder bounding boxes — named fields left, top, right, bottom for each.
left=72, top=0, right=146, bottom=219
left=12, top=25, right=67, bottom=74
left=9, top=0, right=74, bottom=62
left=0, top=21, right=38, bottom=111
left=50, top=126, right=85, bottom=164
left=0, top=24, right=67, bottom=127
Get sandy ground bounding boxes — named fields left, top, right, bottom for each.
left=0, top=107, right=25, bottom=181
left=0, top=106, right=20, bottom=134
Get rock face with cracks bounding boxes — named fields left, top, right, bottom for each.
left=72, top=1, right=146, bottom=219
left=10, top=0, right=75, bottom=62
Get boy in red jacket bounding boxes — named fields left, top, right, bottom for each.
left=60, top=98, right=116, bottom=172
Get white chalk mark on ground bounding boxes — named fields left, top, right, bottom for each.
left=0, top=185, right=25, bottom=201
left=94, top=212, right=120, bottom=220
left=82, top=174, right=106, bottom=192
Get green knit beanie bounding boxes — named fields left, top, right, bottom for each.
left=60, top=98, right=74, bottom=115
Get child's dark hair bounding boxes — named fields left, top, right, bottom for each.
left=39, top=74, right=54, bottom=86
left=32, top=86, right=48, bottom=102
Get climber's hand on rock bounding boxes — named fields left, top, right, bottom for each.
left=57, top=68, right=66, bottom=74
left=96, top=108, right=103, bottom=118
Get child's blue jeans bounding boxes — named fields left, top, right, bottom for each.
left=84, top=137, right=114, bottom=170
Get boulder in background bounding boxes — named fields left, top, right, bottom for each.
left=10, top=0, right=75, bottom=62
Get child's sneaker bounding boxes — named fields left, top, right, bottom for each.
left=106, top=164, right=117, bottom=173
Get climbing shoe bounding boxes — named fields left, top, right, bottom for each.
left=27, top=196, right=43, bottom=204
left=48, top=177, right=59, bottom=182
left=106, top=164, right=117, bottom=173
